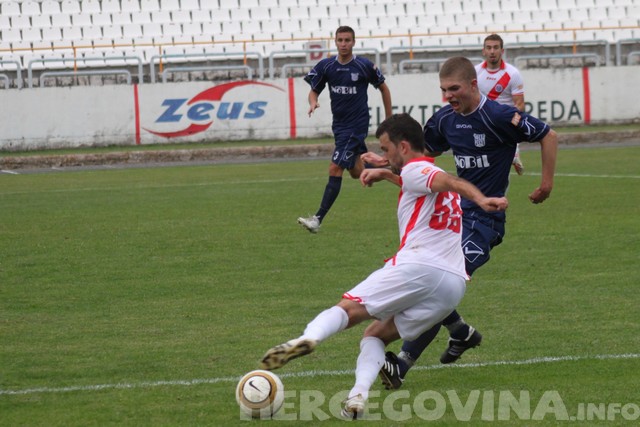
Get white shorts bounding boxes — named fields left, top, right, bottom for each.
left=343, top=263, right=466, bottom=341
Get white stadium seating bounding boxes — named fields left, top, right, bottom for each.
left=0, top=0, right=639, bottom=85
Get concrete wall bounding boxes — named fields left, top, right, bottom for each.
left=1, top=66, right=638, bottom=151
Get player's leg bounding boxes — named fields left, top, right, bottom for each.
left=342, top=318, right=397, bottom=419
left=298, top=133, right=356, bottom=233
left=439, top=211, right=504, bottom=363
left=260, top=299, right=371, bottom=370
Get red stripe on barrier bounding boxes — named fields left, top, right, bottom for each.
left=582, top=67, right=591, bottom=124
left=288, top=77, right=296, bottom=139
left=133, top=84, right=141, bottom=144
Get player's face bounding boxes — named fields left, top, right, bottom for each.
left=440, top=75, right=478, bottom=115
left=335, top=32, right=355, bottom=60
left=482, top=40, right=504, bottom=67
left=379, top=133, right=406, bottom=170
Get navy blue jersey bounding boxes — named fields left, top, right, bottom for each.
left=304, top=55, right=386, bottom=133
left=424, top=96, right=550, bottom=216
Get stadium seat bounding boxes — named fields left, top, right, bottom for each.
left=21, top=1, right=41, bottom=16
left=474, top=11, right=494, bottom=26
left=270, top=7, right=289, bottom=20
left=531, top=10, right=551, bottom=24
left=33, top=15, right=53, bottom=29
left=348, top=4, right=367, bottom=17
left=538, top=0, right=557, bottom=10
left=171, top=10, right=192, bottom=24
left=51, top=13, right=72, bottom=28
left=82, top=0, right=102, bottom=14
left=0, top=15, right=10, bottom=30
left=141, top=0, right=161, bottom=12
left=239, top=0, right=260, bottom=8
left=220, top=0, right=239, bottom=8
left=11, top=15, right=32, bottom=30
left=42, top=0, right=62, bottom=15
left=151, top=10, right=173, bottom=24
left=72, top=13, right=92, bottom=27
left=606, top=6, right=628, bottom=20
left=230, top=8, right=251, bottom=21
left=192, top=10, right=212, bottom=23
left=92, top=13, right=112, bottom=27
left=310, top=5, right=329, bottom=19
left=241, top=20, right=262, bottom=38
left=61, top=26, right=82, bottom=42
left=202, top=21, right=223, bottom=38
left=501, top=0, right=520, bottom=11
left=407, top=2, right=426, bottom=16
left=60, top=0, right=81, bottom=14
left=102, top=0, right=121, bottom=13
left=180, top=0, right=201, bottom=11
left=481, top=0, right=501, bottom=12
left=576, top=0, right=595, bottom=6
left=259, top=0, right=279, bottom=7
left=513, top=10, right=533, bottom=24
left=161, top=0, right=181, bottom=10
left=569, top=8, right=590, bottom=21
left=131, top=11, right=152, bottom=24
left=455, top=14, right=474, bottom=28
left=251, top=7, right=271, bottom=21
left=557, top=0, right=576, bottom=8
left=328, top=4, right=349, bottom=19
left=262, top=19, right=281, bottom=34
left=367, top=4, right=387, bottom=18
left=22, top=27, right=43, bottom=43
left=1, top=2, right=21, bottom=17
left=443, top=1, right=462, bottom=14
left=112, top=12, right=133, bottom=25
left=290, top=6, right=311, bottom=20
left=2, top=28, right=22, bottom=43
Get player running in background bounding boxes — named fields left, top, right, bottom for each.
left=363, top=57, right=557, bottom=389
left=476, top=33, right=526, bottom=175
left=261, top=113, right=508, bottom=419
left=297, top=25, right=392, bottom=233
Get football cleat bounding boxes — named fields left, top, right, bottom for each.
left=260, top=338, right=317, bottom=370
left=379, top=351, right=404, bottom=390
left=341, top=394, right=365, bottom=420
left=440, top=327, right=483, bottom=364
left=297, top=215, right=320, bottom=233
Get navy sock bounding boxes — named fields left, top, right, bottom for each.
left=399, top=322, right=442, bottom=374
left=443, top=310, right=470, bottom=340
left=315, top=176, right=342, bottom=222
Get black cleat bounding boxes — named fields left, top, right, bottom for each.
left=440, top=327, right=482, bottom=364
left=379, top=351, right=404, bottom=390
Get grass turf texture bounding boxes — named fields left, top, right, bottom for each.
left=1, top=145, right=639, bottom=425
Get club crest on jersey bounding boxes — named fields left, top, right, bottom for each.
left=494, top=84, right=504, bottom=93
left=351, top=73, right=359, bottom=81
left=473, top=133, right=486, bottom=147
left=421, top=166, right=433, bottom=175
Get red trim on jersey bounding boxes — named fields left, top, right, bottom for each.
left=397, top=195, right=426, bottom=253
left=486, top=72, right=512, bottom=101
left=342, top=292, right=363, bottom=303
left=582, top=67, right=591, bottom=124
left=480, top=60, right=506, bottom=71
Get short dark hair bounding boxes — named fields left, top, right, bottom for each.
left=440, top=56, right=477, bottom=82
left=483, top=33, right=504, bottom=49
left=375, top=113, right=425, bottom=153
left=335, top=26, right=355, bottom=39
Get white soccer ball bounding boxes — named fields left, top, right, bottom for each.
left=235, top=369, right=285, bottom=419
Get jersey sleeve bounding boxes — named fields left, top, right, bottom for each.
left=509, top=67, right=524, bottom=96
left=303, top=59, right=328, bottom=94
left=513, top=112, right=550, bottom=142
left=423, top=113, right=451, bottom=153
left=402, top=162, right=442, bottom=195
left=368, top=61, right=386, bottom=89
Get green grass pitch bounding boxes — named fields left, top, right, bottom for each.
left=1, top=145, right=639, bottom=425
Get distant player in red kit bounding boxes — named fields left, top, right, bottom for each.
left=475, top=34, right=526, bottom=175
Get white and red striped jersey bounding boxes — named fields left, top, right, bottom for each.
left=475, top=60, right=524, bottom=107
left=390, top=157, right=468, bottom=280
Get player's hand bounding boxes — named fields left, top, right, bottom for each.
left=308, top=102, right=319, bottom=117
left=360, top=152, right=389, bottom=167
left=478, top=197, right=509, bottom=212
left=360, top=169, right=387, bottom=187
left=528, top=186, right=552, bottom=204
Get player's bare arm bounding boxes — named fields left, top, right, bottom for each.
left=431, top=172, right=509, bottom=213
left=529, top=129, right=558, bottom=204
left=360, top=168, right=400, bottom=187
left=308, top=90, right=320, bottom=117
left=512, top=94, right=525, bottom=111
left=378, top=82, right=393, bottom=119
left=360, top=152, right=389, bottom=167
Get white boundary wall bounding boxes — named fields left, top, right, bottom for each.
left=0, top=66, right=638, bottom=151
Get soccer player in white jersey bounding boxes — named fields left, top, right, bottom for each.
left=260, top=113, right=508, bottom=419
left=475, top=34, right=526, bottom=175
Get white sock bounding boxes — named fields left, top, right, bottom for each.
left=348, top=336, right=385, bottom=401
left=300, top=306, right=348, bottom=343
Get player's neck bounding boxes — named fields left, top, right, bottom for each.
left=337, top=53, right=354, bottom=64
left=485, top=59, right=503, bottom=71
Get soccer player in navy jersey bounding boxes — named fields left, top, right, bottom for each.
left=297, top=26, right=392, bottom=233
left=364, top=56, right=558, bottom=389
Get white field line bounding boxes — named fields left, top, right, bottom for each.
left=1, top=353, right=639, bottom=397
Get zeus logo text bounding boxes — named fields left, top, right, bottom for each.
left=156, top=99, right=267, bottom=123
left=143, top=80, right=284, bottom=138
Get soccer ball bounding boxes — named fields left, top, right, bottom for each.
left=235, top=370, right=285, bottom=419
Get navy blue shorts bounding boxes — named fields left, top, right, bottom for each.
left=331, top=130, right=368, bottom=170
left=461, top=210, right=505, bottom=276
